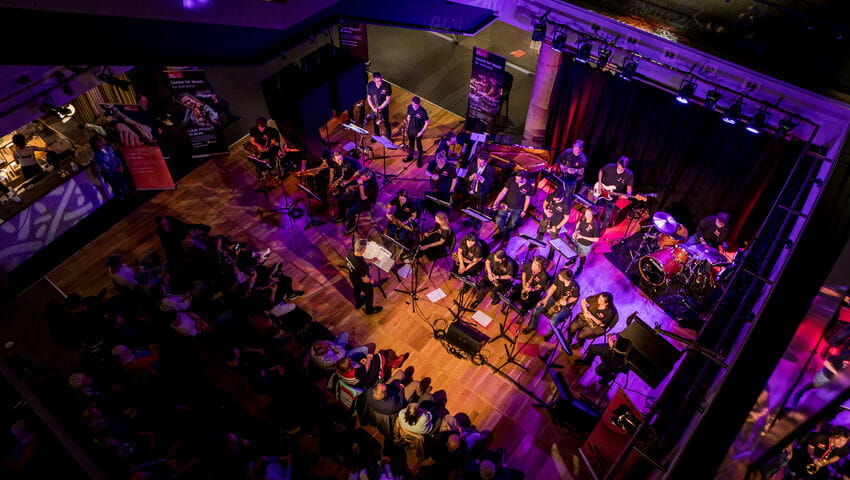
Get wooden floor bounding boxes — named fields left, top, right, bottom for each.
left=43, top=87, right=695, bottom=479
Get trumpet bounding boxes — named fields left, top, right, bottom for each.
left=806, top=461, right=820, bottom=475
left=294, top=166, right=325, bottom=179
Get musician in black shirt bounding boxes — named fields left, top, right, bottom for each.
left=469, top=250, right=517, bottom=310
left=249, top=117, right=280, bottom=167
left=567, top=292, right=617, bottom=350
left=338, top=168, right=379, bottom=235
left=328, top=150, right=361, bottom=200
left=530, top=268, right=580, bottom=336
left=572, top=207, right=602, bottom=276
left=366, top=72, right=392, bottom=139
left=689, top=212, right=731, bottom=248
left=574, top=333, right=627, bottom=386
left=346, top=239, right=383, bottom=315
left=386, top=189, right=418, bottom=246
left=404, top=97, right=430, bottom=167
left=419, top=212, right=452, bottom=262
left=597, top=156, right=635, bottom=228
left=452, top=233, right=487, bottom=280
left=435, top=131, right=461, bottom=164
left=789, top=426, right=850, bottom=479
left=426, top=150, right=457, bottom=214
left=465, top=152, right=496, bottom=216
left=555, top=139, right=587, bottom=198
left=491, top=173, right=533, bottom=241
left=506, top=255, right=550, bottom=315
left=537, top=189, right=570, bottom=242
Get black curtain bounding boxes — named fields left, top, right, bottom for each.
left=544, top=62, right=806, bottom=244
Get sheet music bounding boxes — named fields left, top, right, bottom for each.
left=471, top=310, right=493, bottom=328
left=397, top=263, right=412, bottom=279
left=365, top=241, right=395, bottom=272
left=426, top=288, right=446, bottom=303
left=456, top=167, right=468, bottom=178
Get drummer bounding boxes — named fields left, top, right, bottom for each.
left=688, top=212, right=730, bottom=249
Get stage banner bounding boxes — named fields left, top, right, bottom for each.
left=338, top=22, right=368, bottom=60
left=163, top=69, right=228, bottom=158
left=100, top=103, right=175, bottom=190
left=466, top=47, right=506, bottom=133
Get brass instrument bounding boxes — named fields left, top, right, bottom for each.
left=399, top=117, right=410, bottom=151
left=389, top=215, right=416, bottom=232
left=806, top=461, right=821, bottom=475
left=550, top=297, right=568, bottom=314
left=294, top=166, right=325, bottom=179
left=520, top=286, right=530, bottom=301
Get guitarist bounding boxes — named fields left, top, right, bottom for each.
left=596, top=156, right=635, bottom=228
left=366, top=72, right=392, bottom=139
left=248, top=117, right=280, bottom=168
left=555, top=139, right=587, bottom=199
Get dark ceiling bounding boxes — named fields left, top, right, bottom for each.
left=572, top=0, right=850, bottom=98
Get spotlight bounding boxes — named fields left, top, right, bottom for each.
left=722, top=99, right=743, bottom=124
left=746, top=108, right=768, bottom=134
left=597, top=47, right=612, bottom=68
left=703, top=89, right=722, bottom=111
left=775, top=117, right=796, bottom=139
left=97, top=70, right=131, bottom=90
left=675, top=80, right=696, bottom=104
left=619, top=59, right=638, bottom=81
left=576, top=41, right=592, bottom=63
left=532, top=21, right=547, bottom=42
left=552, top=33, right=567, bottom=53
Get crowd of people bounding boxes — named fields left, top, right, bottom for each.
left=30, top=215, right=526, bottom=479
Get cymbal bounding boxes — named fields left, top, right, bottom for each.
left=652, top=211, right=679, bottom=235
left=342, top=123, right=369, bottom=135
left=686, top=244, right=727, bottom=264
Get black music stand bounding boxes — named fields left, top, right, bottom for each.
left=394, top=244, right=427, bottom=313
left=372, top=135, right=398, bottom=185
left=491, top=291, right=523, bottom=345
left=449, top=271, right=478, bottom=313
left=496, top=335, right=529, bottom=372
left=548, top=238, right=579, bottom=273
left=296, top=184, right=325, bottom=229
left=519, top=234, right=546, bottom=263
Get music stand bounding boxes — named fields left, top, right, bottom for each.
left=449, top=271, right=478, bottom=314
left=372, top=135, right=399, bottom=185
left=296, top=184, right=325, bottom=229
left=394, top=244, right=427, bottom=313
left=491, top=291, right=523, bottom=345
left=548, top=238, right=579, bottom=272
left=519, top=234, right=546, bottom=263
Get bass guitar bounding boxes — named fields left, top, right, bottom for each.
left=592, top=182, right=657, bottom=202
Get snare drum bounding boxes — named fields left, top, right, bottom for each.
left=638, top=246, right=689, bottom=286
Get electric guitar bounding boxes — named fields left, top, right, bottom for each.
left=592, top=182, right=656, bottom=202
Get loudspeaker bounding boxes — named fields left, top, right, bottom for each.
left=617, top=318, right=681, bottom=388
left=550, top=396, right=601, bottom=435
left=445, top=321, right=490, bottom=356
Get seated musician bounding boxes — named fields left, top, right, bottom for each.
left=491, top=172, right=533, bottom=241
left=505, top=255, right=550, bottom=316
left=419, top=212, right=452, bottom=261
left=435, top=131, right=461, bottom=162
left=688, top=212, right=730, bottom=249
left=452, top=233, right=487, bottom=283
left=329, top=149, right=361, bottom=205
left=554, top=139, right=587, bottom=198
left=426, top=150, right=457, bottom=214
left=464, top=152, right=495, bottom=230
left=469, top=250, right=516, bottom=310
left=530, top=268, right=580, bottom=336
left=574, top=332, right=627, bottom=387
left=537, top=189, right=570, bottom=242
left=386, top=189, right=419, bottom=246
left=337, top=168, right=378, bottom=235
left=565, top=292, right=617, bottom=351
left=248, top=117, right=280, bottom=167
left=571, top=207, right=601, bottom=277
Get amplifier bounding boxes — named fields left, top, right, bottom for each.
left=445, top=321, right=490, bottom=356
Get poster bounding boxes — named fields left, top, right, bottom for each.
left=163, top=69, right=228, bottom=158
left=99, top=103, right=175, bottom=190
left=466, top=47, right=506, bottom=133
left=339, top=22, right=369, bottom=60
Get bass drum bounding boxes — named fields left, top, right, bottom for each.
left=638, top=246, right=689, bottom=286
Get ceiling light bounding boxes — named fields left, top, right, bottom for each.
left=552, top=33, right=567, bottom=52
left=746, top=108, right=768, bottom=134
left=704, top=89, right=722, bottom=111
left=619, top=59, right=638, bottom=81
left=775, top=117, right=796, bottom=139
left=722, top=99, right=743, bottom=124
left=532, top=21, right=547, bottom=42
left=676, top=80, right=696, bottom=104
left=597, top=47, right=612, bottom=68
left=576, top=42, right=592, bottom=63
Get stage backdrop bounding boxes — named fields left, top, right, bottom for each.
left=545, top=62, right=806, bottom=245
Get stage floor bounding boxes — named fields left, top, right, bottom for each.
left=42, top=86, right=698, bottom=479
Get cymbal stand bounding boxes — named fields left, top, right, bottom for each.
left=617, top=202, right=648, bottom=244
left=625, top=230, right=655, bottom=274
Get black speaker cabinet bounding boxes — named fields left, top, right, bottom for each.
left=618, top=318, right=682, bottom=388
left=445, top=321, right=490, bottom=356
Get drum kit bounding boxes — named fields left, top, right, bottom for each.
left=629, top=212, right=731, bottom=295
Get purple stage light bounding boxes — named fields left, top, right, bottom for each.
left=722, top=100, right=743, bottom=124
left=676, top=81, right=695, bottom=104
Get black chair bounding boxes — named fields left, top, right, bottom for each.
left=426, top=229, right=457, bottom=280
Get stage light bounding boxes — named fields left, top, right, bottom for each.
left=722, top=99, right=743, bottom=124
left=597, top=47, right=612, bottom=68
left=532, top=21, right=547, bottom=42
left=675, top=80, right=696, bottom=104
left=746, top=108, right=768, bottom=134
left=775, top=117, right=796, bottom=139
left=576, top=41, right=592, bottom=63
left=552, top=33, right=567, bottom=53
left=619, top=59, right=638, bottom=81
left=703, top=89, right=721, bottom=111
